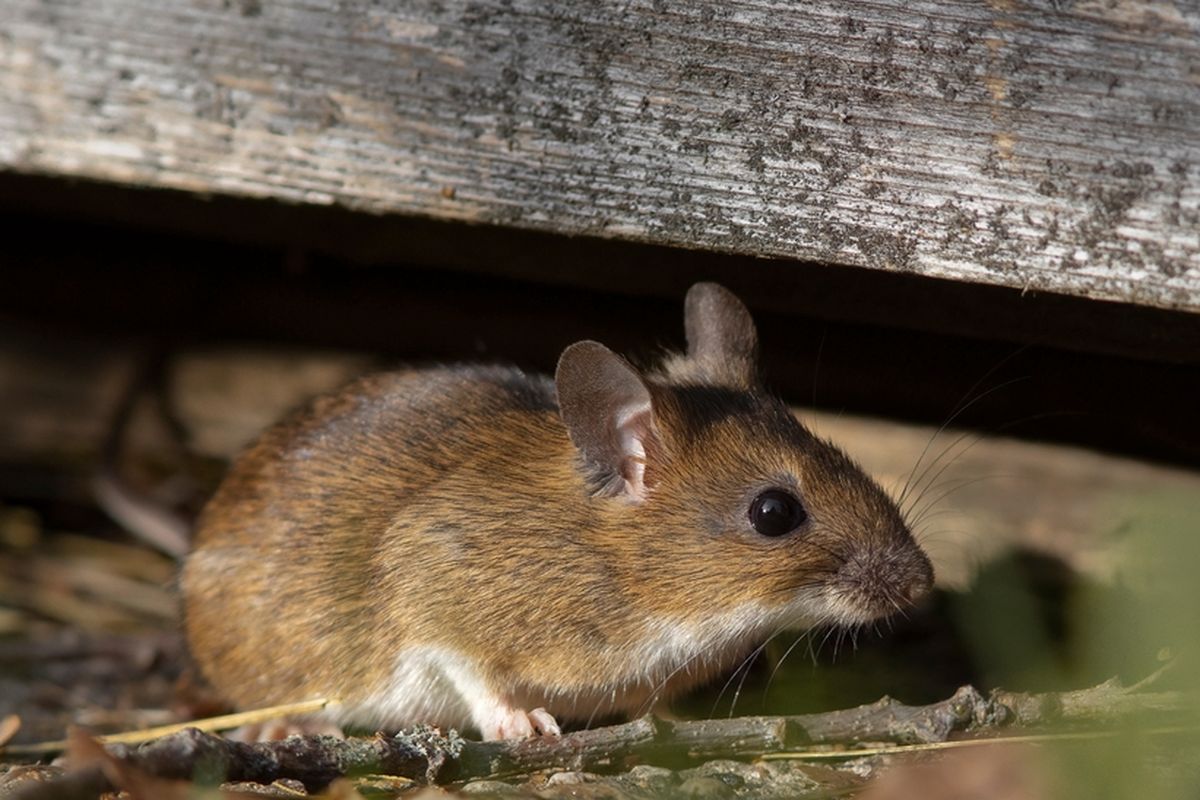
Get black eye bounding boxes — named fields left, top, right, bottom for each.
left=749, top=489, right=807, bottom=537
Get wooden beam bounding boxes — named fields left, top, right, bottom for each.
left=1, top=1, right=1197, bottom=311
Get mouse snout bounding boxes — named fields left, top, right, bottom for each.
left=835, top=543, right=934, bottom=621
left=900, top=551, right=935, bottom=605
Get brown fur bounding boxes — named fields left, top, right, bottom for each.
left=182, top=284, right=932, bottom=735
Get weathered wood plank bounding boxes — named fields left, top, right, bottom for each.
left=0, top=1, right=1197, bottom=310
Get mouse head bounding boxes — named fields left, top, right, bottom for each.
left=555, top=283, right=933, bottom=628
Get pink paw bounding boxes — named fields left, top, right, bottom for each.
left=480, top=706, right=561, bottom=740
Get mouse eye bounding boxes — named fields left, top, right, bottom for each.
left=749, top=489, right=807, bottom=537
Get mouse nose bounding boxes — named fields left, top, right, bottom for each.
left=901, top=553, right=935, bottom=605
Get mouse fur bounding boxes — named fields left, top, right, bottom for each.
left=182, top=283, right=933, bottom=740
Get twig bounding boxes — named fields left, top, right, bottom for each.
left=990, top=678, right=1184, bottom=727
left=7, top=679, right=1189, bottom=800
left=10, top=726, right=457, bottom=800
left=760, top=725, right=1199, bottom=760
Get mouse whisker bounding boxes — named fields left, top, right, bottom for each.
left=583, top=688, right=609, bottom=732
left=727, top=644, right=766, bottom=718
left=633, top=637, right=725, bottom=720
left=813, top=624, right=838, bottom=663
left=762, top=628, right=815, bottom=704
left=896, top=341, right=1033, bottom=506
left=907, top=472, right=1013, bottom=531
left=709, top=641, right=761, bottom=719
left=901, top=422, right=989, bottom=519
left=903, top=408, right=1074, bottom=526
left=902, top=427, right=1000, bottom=522
left=896, top=368, right=1028, bottom=509
left=717, top=625, right=788, bottom=718
left=913, top=527, right=975, bottom=552
left=902, top=438, right=981, bottom=522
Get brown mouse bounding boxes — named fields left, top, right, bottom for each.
left=181, top=282, right=933, bottom=740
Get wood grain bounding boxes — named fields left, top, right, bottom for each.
left=1, top=1, right=1197, bottom=310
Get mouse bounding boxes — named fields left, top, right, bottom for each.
left=181, top=282, right=934, bottom=741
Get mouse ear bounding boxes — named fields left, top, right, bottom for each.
left=684, top=282, right=759, bottom=388
left=556, top=341, right=660, bottom=501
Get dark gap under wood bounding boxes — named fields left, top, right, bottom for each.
left=1, top=187, right=1197, bottom=469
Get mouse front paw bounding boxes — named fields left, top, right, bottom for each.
left=480, top=705, right=561, bottom=740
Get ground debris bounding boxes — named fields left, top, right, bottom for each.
left=2, top=676, right=1187, bottom=800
